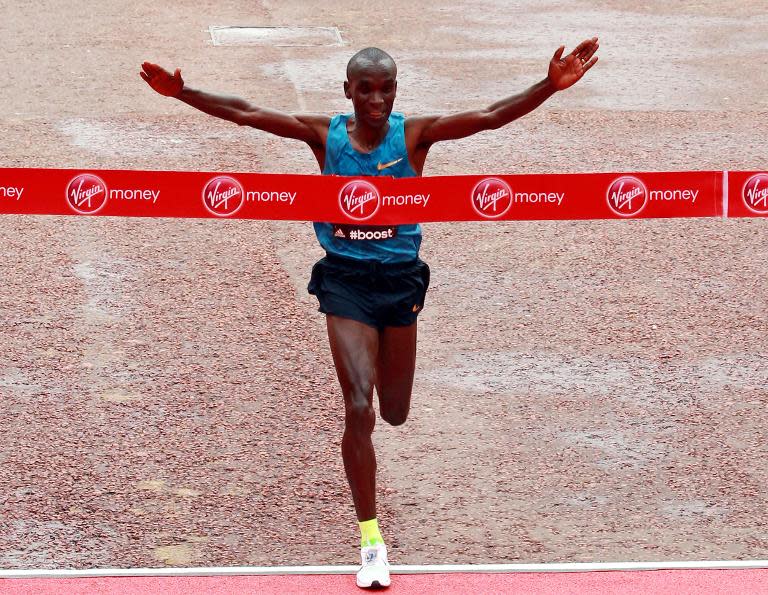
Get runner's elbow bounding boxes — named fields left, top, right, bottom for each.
left=484, top=110, right=504, bottom=130
left=232, top=108, right=259, bottom=127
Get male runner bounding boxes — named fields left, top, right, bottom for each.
left=140, top=39, right=598, bottom=588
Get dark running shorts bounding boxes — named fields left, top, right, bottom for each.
left=307, top=254, right=430, bottom=330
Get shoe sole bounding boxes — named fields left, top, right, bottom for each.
left=356, top=578, right=391, bottom=589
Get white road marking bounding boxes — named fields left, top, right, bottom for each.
left=2, top=559, right=768, bottom=578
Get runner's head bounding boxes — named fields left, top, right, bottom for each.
left=345, top=48, right=397, bottom=128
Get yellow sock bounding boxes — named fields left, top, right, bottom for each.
left=358, top=518, right=385, bottom=547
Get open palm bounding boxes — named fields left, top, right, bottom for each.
left=548, top=37, right=599, bottom=91
left=140, top=62, right=184, bottom=97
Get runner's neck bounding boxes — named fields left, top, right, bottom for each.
left=346, top=116, right=390, bottom=154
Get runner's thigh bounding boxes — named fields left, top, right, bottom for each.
left=326, top=315, right=380, bottom=402
left=376, top=322, right=417, bottom=409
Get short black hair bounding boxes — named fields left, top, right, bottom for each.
left=346, top=47, right=397, bottom=80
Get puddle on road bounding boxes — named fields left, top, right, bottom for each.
left=426, top=5, right=767, bottom=111
left=0, top=368, right=42, bottom=396
left=58, top=119, right=239, bottom=159
left=558, top=428, right=669, bottom=470
left=0, top=519, right=116, bottom=568
left=70, top=229, right=136, bottom=323
left=100, top=389, right=141, bottom=403
left=208, top=26, right=343, bottom=47
left=661, top=499, right=727, bottom=520
left=153, top=543, right=193, bottom=565
left=422, top=352, right=767, bottom=407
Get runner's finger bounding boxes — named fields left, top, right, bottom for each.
left=569, top=39, right=591, bottom=55
left=141, top=63, right=159, bottom=77
left=581, top=42, right=599, bottom=61
left=582, top=56, right=598, bottom=72
left=144, top=62, right=163, bottom=75
left=577, top=42, right=596, bottom=59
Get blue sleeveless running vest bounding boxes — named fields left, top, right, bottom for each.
left=314, top=112, right=421, bottom=263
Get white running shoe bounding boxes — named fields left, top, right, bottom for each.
left=356, top=543, right=391, bottom=588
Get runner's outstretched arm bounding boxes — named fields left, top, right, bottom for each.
left=139, top=62, right=329, bottom=147
left=407, top=37, right=599, bottom=146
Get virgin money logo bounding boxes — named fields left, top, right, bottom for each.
left=66, top=173, right=108, bottom=215
left=606, top=176, right=648, bottom=217
left=471, top=178, right=512, bottom=219
left=743, top=173, right=768, bottom=214
left=202, top=176, right=245, bottom=217
left=339, top=180, right=380, bottom=221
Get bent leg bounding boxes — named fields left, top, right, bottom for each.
left=326, top=314, right=380, bottom=522
left=376, top=322, right=418, bottom=426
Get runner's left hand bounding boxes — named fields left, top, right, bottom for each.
left=548, top=37, right=599, bottom=90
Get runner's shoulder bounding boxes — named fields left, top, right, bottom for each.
left=294, top=113, right=332, bottom=128
left=293, top=113, right=333, bottom=145
left=404, top=114, right=442, bottom=146
left=405, top=114, right=442, bottom=126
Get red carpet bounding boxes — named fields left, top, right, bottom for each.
left=2, top=569, right=767, bottom=594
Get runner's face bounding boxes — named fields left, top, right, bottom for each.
left=345, top=64, right=397, bottom=128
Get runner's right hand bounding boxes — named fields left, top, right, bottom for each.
left=140, top=62, right=184, bottom=97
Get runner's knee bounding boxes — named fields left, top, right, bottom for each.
left=344, top=387, right=376, bottom=435
left=381, top=405, right=409, bottom=426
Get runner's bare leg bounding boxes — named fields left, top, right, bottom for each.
left=376, top=323, right=417, bottom=426
left=326, top=315, right=380, bottom=521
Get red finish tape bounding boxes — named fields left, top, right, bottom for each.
left=0, top=168, right=765, bottom=222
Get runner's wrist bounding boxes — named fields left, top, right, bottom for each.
left=541, top=77, right=559, bottom=95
